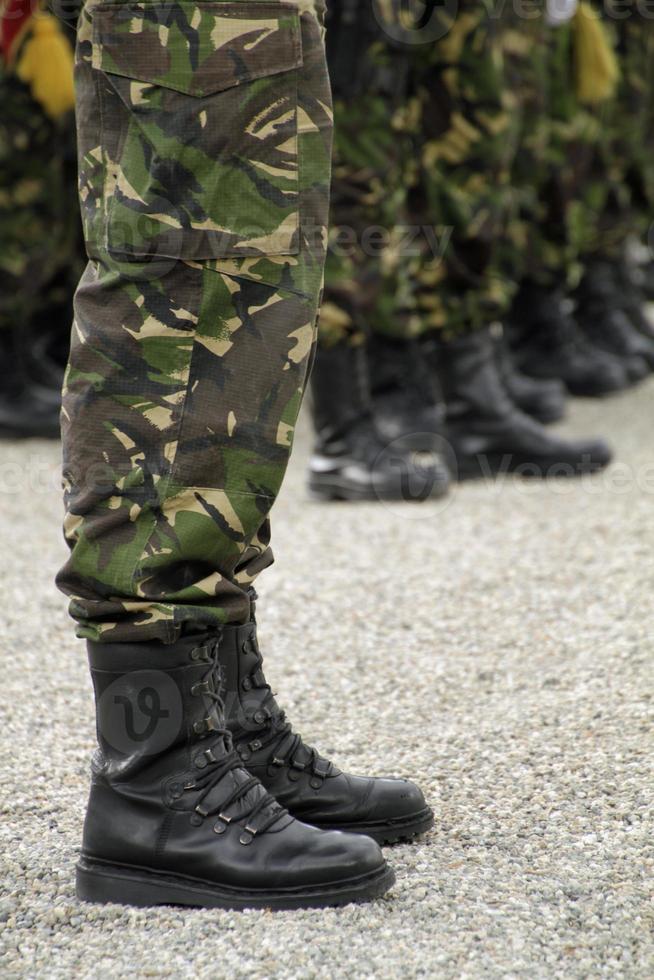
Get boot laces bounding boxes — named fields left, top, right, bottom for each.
left=238, top=633, right=333, bottom=782
left=185, top=634, right=288, bottom=840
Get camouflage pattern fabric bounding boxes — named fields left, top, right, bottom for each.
left=321, top=0, right=543, bottom=343
left=0, top=61, right=82, bottom=335
left=318, top=0, right=412, bottom=348
left=506, top=18, right=600, bottom=292
left=401, top=0, right=532, bottom=338
left=56, top=0, right=333, bottom=643
left=580, top=0, right=654, bottom=260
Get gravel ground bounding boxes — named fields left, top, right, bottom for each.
left=1, top=380, right=653, bottom=979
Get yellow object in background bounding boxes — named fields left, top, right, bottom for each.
left=16, top=12, right=75, bottom=118
left=573, top=1, right=620, bottom=105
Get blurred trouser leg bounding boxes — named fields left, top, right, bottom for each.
left=408, top=3, right=610, bottom=476
left=573, top=1, right=654, bottom=366
left=309, top=0, right=449, bottom=500
left=507, top=16, right=632, bottom=395
left=0, top=14, right=82, bottom=437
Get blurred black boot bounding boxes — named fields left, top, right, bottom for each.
left=614, top=257, right=654, bottom=342
left=631, top=258, right=654, bottom=304
left=0, top=327, right=61, bottom=439
left=430, top=329, right=612, bottom=479
left=509, top=282, right=630, bottom=396
left=367, top=333, right=447, bottom=445
left=575, top=260, right=654, bottom=375
left=492, top=327, right=566, bottom=424
left=308, top=340, right=449, bottom=501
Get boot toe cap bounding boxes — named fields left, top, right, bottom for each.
left=572, top=437, right=613, bottom=472
left=625, top=355, right=650, bottom=382
left=295, top=824, right=388, bottom=883
left=366, top=776, right=430, bottom=822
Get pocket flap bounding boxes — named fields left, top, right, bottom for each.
left=92, top=1, right=302, bottom=97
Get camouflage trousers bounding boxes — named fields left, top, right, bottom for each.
left=56, top=0, right=333, bottom=643
left=507, top=17, right=600, bottom=292
left=321, top=3, right=648, bottom=344
left=318, top=0, right=412, bottom=347
left=580, top=1, right=654, bottom=260
left=320, top=0, right=546, bottom=345
left=0, top=64, right=82, bottom=335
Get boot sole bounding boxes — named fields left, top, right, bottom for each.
left=308, top=478, right=450, bottom=503
left=76, top=856, right=395, bottom=911
left=517, top=368, right=628, bottom=399
left=455, top=453, right=610, bottom=481
left=312, top=807, right=435, bottom=846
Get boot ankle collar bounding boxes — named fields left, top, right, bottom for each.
left=87, top=633, right=220, bottom=672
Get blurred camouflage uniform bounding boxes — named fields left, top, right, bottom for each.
left=317, top=0, right=412, bottom=348
left=0, top=12, right=82, bottom=346
left=56, top=0, right=333, bottom=642
left=581, top=0, right=654, bottom=261
left=507, top=16, right=599, bottom=293
left=405, top=1, right=540, bottom=339
left=321, top=0, right=545, bottom=344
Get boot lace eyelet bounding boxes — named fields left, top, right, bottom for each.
left=213, top=812, right=232, bottom=834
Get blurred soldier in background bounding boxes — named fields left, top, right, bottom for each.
left=0, top=0, right=83, bottom=437
left=310, top=0, right=614, bottom=496
left=308, top=0, right=451, bottom=500
left=509, top=1, right=654, bottom=390
left=573, top=0, right=654, bottom=362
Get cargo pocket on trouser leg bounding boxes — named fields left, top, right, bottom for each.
left=91, top=0, right=303, bottom=261
left=60, top=0, right=331, bottom=642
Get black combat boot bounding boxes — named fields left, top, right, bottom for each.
left=76, top=635, right=394, bottom=910
left=430, top=329, right=612, bottom=479
left=575, top=260, right=654, bottom=375
left=613, top=257, right=654, bottom=342
left=309, top=340, right=449, bottom=501
left=508, top=282, right=630, bottom=396
left=366, top=333, right=447, bottom=444
left=631, top=257, right=654, bottom=304
left=492, top=328, right=566, bottom=424
left=217, top=594, right=434, bottom=845
left=0, top=328, right=61, bottom=439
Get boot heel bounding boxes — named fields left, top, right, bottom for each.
left=76, top=858, right=178, bottom=908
